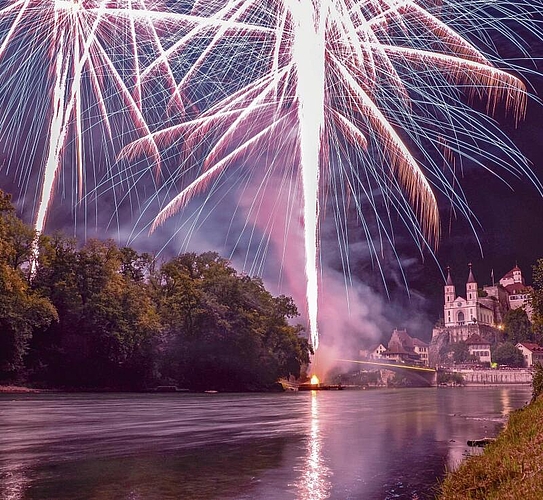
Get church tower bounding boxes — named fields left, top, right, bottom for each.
left=445, top=267, right=455, bottom=303
left=444, top=267, right=455, bottom=327
left=466, top=263, right=477, bottom=302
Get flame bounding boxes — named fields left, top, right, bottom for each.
left=310, top=375, right=320, bottom=385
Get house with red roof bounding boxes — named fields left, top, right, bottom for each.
left=499, top=266, right=533, bottom=319
left=381, top=329, right=429, bottom=366
left=515, top=342, right=543, bottom=367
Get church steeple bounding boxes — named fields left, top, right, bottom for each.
left=444, top=266, right=455, bottom=303
left=467, top=263, right=476, bottom=284
left=446, top=266, right=454, bottom=286
left=443, top=267, right=456, bottom=327
left=466, top=263, right=477, bottom=302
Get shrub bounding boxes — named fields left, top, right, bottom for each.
left=532, top=362, right=543, bottom=402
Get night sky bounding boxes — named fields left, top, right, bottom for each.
left=1, top=2, right=542, bottom=344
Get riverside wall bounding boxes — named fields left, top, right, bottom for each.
left=454, top=368, right=532, bottom=385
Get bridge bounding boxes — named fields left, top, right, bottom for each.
left=337, top=359, right=437, bottom=387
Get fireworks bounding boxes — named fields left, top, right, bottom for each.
left=0, top=0, right=187, bottom=235
left=125, top=0, right=540, bottom=350
left=1, top=1, right=542, bottom=350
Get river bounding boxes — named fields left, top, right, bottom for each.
left=0, top=386, right=531, bottom=500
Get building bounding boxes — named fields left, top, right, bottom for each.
left=381, top=329, right=429, bottom=366
left=499, top=266, right=533, bottom=319
left=465, top=334, right=491, bottom=364
left=359, top=343, right=387, bottom=360
left=433, top=264, right=532, bottom=344
left=443, top=265, right=496, bottom=328
left=412, top=338, right=429, bottom=366
left=515, top=343, right=543, bottom=367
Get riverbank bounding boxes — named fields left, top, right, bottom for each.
left=0, top=385, right=42, bottom=393
left=439, top=395, right=543, bottom=499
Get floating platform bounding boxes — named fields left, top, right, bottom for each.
left=298, top=383, right=344, bottom=391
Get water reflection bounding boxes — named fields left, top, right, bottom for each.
left=0, top=387, right=531, bottom=500
left=1, top=463, right=30, bottom=500
left=296, top=391, right=332, bottom=499
left=500, top=388, right=512, bottom=417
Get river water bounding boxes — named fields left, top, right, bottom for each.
left=0, top=386, right=531, bottom=500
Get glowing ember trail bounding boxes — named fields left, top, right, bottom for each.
left=291, top=0, right=326, bottom=350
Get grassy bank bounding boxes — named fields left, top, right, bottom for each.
left=439, top=396, right=543, bottom=499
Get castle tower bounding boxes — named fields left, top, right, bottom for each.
left=512, top=265, right=522, bottom=284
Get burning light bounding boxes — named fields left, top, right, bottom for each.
left=310, top=375, right=320, bottom=386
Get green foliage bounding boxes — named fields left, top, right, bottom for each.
left=491, top=342, right=525, bottom=368
left=0, top=190, right=310, bottom=390
left=0, top=191, right=57, bottom=377
left=532, top=363, right=543, bottom=402
left=154, top=252, right=310, bottom=391
left=440, top=396, right=543, bottom=499
left=531, top=259, right=543, bottom=345
left=441, top=341, right=473, bottom=363
left=437, top=371, right=465, bottom=385
left=503, top=308, right=532, bottom=344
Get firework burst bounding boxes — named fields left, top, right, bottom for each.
left=1, top=1, right=541, bottom=350
left=122, top=0, right=541, bottom=350
left=0, top=0, right=195, bottom=237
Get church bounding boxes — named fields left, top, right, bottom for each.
left=433, top=264, right=531, bottom=344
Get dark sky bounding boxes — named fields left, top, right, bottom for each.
left=0, top=2, right=542, bottom=341
left=407, top=69, right=543, bottom=329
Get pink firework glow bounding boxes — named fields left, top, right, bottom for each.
left=1, top=1, right=541, bottom=350
left=122, top=0, right=541, bottom=350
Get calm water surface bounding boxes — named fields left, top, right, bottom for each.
left=0, top=386, right=531, bottom=499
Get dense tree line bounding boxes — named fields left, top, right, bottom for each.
left=0, top=190, right=311, bottom=390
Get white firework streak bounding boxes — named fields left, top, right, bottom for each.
left=120, top=0, right=540, bottom=351
left=0, top=0, right=203, bottom=238
left=2, top=0, right=539, bottom=350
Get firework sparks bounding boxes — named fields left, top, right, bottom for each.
left=123, top=0, right=540, bottom=351
left=0, top=0, right=194, bottom=238
left=1, top=1, right=541, bottom=350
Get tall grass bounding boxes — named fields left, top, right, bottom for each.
left=439, top=374, right=543, bottom=499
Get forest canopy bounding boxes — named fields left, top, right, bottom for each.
left=0, top=190, right=311, bottom=391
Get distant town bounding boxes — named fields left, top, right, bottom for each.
left=359, top=264, right=542, bottom=385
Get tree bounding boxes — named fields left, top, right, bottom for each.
left=154, top=252, right=311, bottom=390
left=492, top=342, right=525, bottom=367
left=441, top=341, right=473, bottom=363
left=503, top=308, right=532, bottom=344
left=0, top=191, right=310, bottom=390
left=31, top=237, right=160, bottom=388
left=532, top=363, right=543, bottom=402
left=531, top=259, right=543, bottom=345
left=0, top=191, right=57, bottom=378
